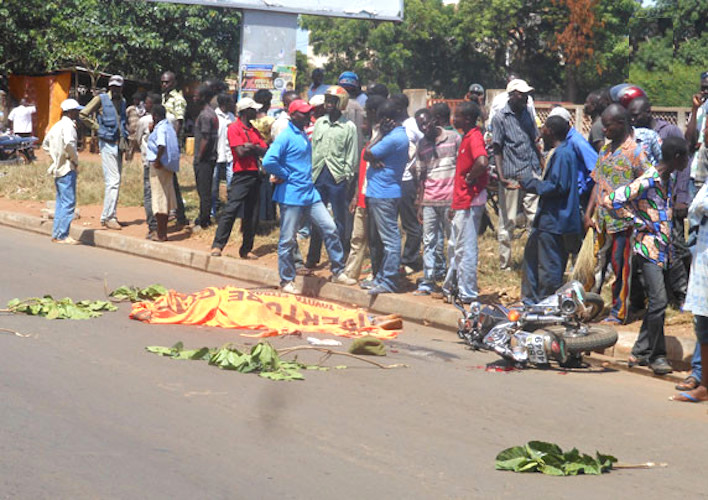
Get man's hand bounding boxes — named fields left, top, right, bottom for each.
left=379, top=117, right=396, bottom=135
left=447, top=208, right=455, bottom=221
left=504, top=178, right=520, bottom=190
left=270, top=174, right=284, bottom=184
left=692, top=93, right=705, bottom=110
left=416, top=205, right=424, bottom=225
left=349, top=195, right=357, bottom=214
left=465, top=171, right=478, bottom=186
left=583, top=214, right=597, bottom=231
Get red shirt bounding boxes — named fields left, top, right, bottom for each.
left=451, top=127, right=488, bottom=210
left=228, top=118, right=267, bottom=173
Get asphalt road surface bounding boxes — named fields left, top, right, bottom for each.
left=1, top=226, right=706, bottom=500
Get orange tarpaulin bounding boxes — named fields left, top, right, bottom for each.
left=130, top=287, right=400, bottom=339
left=8, top=72, right=71, bottom=140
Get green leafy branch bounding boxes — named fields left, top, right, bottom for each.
left=109, top=284, right=168, bottom=303
left=3, top=296, right=117, bottom=320
left=146, top=342, right=406, bottom=381
left=495, top=441, right=617, bottom=476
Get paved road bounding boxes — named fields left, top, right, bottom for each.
left=1, top=226, right=706, bottom=499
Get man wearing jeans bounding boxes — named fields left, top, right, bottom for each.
left=442, top=102, right=488, bottom=303
left=363, top=100, right=410, bottom=295
left=80, top=74, right=128, bottom=230
left=602, top=136, right=690, bottom=375
left=413, top=108, right=460, bottom=295
left=306, top=85, right=358, bottom=269
left=262, top=99, right=345, bottom=295
left=491, top=79, right=542, bottom=270
left=43, top=99, right=83, bottom=245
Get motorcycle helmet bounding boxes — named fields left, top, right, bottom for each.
left=610, top=83, right=647, bottom=108
left=324, top=85, right=349, bottom=111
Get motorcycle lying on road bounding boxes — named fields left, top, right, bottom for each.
left=454, top=281, right=618, bottom=368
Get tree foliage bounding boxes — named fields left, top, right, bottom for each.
left=303, top=0, right=637, bottom=101
left=1, top=0, right=241, bottom=85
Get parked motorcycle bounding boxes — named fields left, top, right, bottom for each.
left=454, top=281, right=618, bottom=368
left=0, top=134, right=36, bottom=165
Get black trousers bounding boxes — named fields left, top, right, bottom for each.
left=193, top=160, right=215, bottom=227
left=211, top=171, right=260, bottom=256
left=399, top=179, right=422, bottom=268
left=631, top=257, right=668, bottom=362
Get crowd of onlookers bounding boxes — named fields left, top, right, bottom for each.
left=26, top=66, right=708, bottom=403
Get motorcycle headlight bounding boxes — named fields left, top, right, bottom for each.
left=560, top=296, right=577, bottom=315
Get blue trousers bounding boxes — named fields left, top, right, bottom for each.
left=53, top=171, right=77, bottom=240
left=522, top=229, right=568, bottom=305
left=367, top=197, right=402, bottom=292
left=306, top=166, right=350, bottom=267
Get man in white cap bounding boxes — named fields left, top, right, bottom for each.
left=210, top=97, right=267, bottom=259
left=80, top=74, right=128, bottom=230
left=43, top=99, right=83, bottom=245
left=491, top=78, right=543, bottom=270
left=487, top=75, right=538, bottom=130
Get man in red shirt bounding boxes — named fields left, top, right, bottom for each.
left=441, top=101, right=489, bottom=303
left=210, top=98, right=267, bottom=258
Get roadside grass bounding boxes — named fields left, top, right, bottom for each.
left=0, top=154, right=202, bottom=220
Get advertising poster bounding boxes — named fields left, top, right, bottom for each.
left=239, top=64, right=296, bottom=112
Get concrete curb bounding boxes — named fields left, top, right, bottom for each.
left=1, top=210, right=696, bottom=369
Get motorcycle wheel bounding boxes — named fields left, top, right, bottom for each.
left=580, top=292, right=604, bottom=322
left=543, top=325, right=618, bottom=354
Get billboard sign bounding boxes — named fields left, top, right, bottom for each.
left=144, top=0, right=404, bottom=21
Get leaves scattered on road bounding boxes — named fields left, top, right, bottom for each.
left=495, top=441, right=617, bottom=476
left=5, top=296, right=117, bottom=319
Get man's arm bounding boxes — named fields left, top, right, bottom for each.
left=63, top=124, right=79, bottom=167
left=262, top=137, right=290, bottom=180
left=79, top=95, right=102, bottom=131
left=685, top=96, right=703, bottom=149
left=601, top=174, right=650, bottom=212
left=521, top=150, right=572, bottom=197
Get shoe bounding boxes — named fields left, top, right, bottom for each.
left=240, top=252, right=259, bottom=260
left=281, top=281, right=301, bottom=295
left=210, top=248, right=222, bottom=257
left=359, top=279, right=375, bottom=290
left=368, top=285, right=393, bottom=295
left=334, top=274, right=357, bottom=286
left=51, top=236, right=80, bottom=245
left=627, top=355, right=649, bottom=368
left=101, top=219, right=122, bottom=230
left=649, top=357, right=673, bottom=375
left=146, top=230, right=157, bottom=240
left=399, top=265, right=417, bottom=276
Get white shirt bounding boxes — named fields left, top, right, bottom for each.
left=270, top=111, right=291, bottom=140
left=42, top=116, right=78, bottom=178
left=216, top=107, right=235, bottom=163
left=8, top=105, right=36, bottom=134
left=401, top=116, right=424, bottom=182
left=135, top=114, right=154, bottom=162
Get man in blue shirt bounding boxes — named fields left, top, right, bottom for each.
left=362, top=100, right=410, bottom=295
left=519, top=116, right=582, bottom=304
left=262, top=99, right=345, bottom=295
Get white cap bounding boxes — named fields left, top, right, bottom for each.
left=548, top=106, right=572, bottom=123
left=60, top=98, right=84, bottom=111
left=309, top=94, right=325, bottom=107
left=236, top=97, right=262, bottom=113
left=108, top=75, right=124, bottom=87
left=506, top=79, right=534, bottom=94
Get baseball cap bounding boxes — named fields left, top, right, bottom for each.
left=506, top=79, right=534, bottom=94
left=60, top=98, right=84, bottom=111
left=236, top=97, right=262, bottom=112
left=338, top=71, right=359, bottom=88
left=548, top=106, right=572, bottom=123
left=288, top=99, right=313, bottom=114
left=108, top=75, right=124, bottom=87
left=468, top=83, right=485, bottom=94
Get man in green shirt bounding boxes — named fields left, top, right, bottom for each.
left=306, top=85, right=358, bottom=273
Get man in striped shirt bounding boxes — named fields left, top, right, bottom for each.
left=413, top=108, right=460, bottom=295
left=491, top=79, right=543, bottom=270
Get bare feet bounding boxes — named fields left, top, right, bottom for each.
left=669, top=385, right=708, bottom=403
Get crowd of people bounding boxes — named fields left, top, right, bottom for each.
left=39, top=67, right=708, bottom=403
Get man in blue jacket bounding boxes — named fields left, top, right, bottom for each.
left=519, top=115, right=582, bottom=304
left=262, top=99, right=345, bottom=295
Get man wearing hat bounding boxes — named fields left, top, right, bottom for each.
left=262, top=99, right=346, bottom=295
left=338, top=71, right=366, bottom=151
left=465, top=83, right=485, bottom=106
left=43, top=99, right=83, bottom=245
left=210, top=97, right=267, bottom=259
left=491, top=78, right=543, bottom=270
left=80, top=74, right=128, bottom=230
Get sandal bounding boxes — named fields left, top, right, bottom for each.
left=210, top=248, right=222, bottom=257
left=627, top=355, right=648, bottom=368
left=675, top=375, right=700, bottom=391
